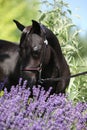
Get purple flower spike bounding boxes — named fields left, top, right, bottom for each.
left=0, top=79, right=87, bottom=130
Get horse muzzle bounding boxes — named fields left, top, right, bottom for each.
left=22, top=65, right=42, bottom=85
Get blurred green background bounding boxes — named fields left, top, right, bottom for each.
left=0, top=0, right=40, bottom=42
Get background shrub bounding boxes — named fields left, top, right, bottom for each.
left=39, top=0, right=87, bottom=102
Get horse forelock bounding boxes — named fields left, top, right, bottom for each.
left=23, top=26, right=32, bottom=33
left=20, top=23, right=48, bottom=49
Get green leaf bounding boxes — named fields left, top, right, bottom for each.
left=39, top=13, right=46, bottom=22
left=67, top=9, right=72, bottom=15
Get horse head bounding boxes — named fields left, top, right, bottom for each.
left=14, top=20, right=51, bottom=88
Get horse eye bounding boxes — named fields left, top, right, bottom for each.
left=32, top=50, right=40, bottom=58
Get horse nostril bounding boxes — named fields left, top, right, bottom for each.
left=27, top=72, right=37, bottom=84
left=31, top=77, right=36, bottom=84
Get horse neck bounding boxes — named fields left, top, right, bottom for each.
left=42, top=46, right=59, bottom=78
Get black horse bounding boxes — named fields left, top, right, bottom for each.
left=0, top=20, right=70, bottom=93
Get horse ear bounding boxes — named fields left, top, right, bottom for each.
left=13, top=20, right=25, bottom=31
left=31, top=20, right=41, bottom=34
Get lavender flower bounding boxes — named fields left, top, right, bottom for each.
left=0, top=77, right=8, bottom=91
left=0, top=78, right=87, bottom=130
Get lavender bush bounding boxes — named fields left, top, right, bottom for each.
left=0, top=79, right=87, bottom=130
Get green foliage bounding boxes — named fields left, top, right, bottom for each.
left=0, top=0, right=39, bottom=42
left=0, top=91, right=4, bottom=97
left=39, top=0, right=87, bottom=102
